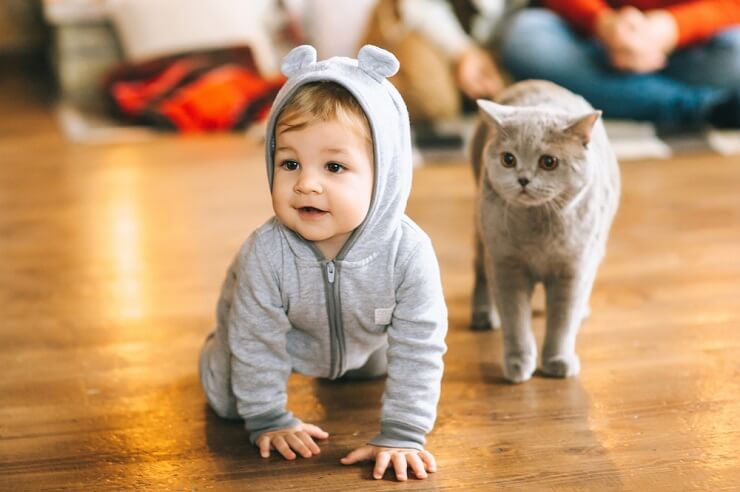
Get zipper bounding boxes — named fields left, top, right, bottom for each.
left=324, top=260, right=344, bottom=378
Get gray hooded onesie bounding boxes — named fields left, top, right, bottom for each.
left=199, top=45, right=448, bottom=450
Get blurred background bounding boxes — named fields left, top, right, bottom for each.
left=2, top=0, right=737, bottom=158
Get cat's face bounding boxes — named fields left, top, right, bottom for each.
left=478, top=100, right=601, bottom=208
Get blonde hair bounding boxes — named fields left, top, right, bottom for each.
left=276, top=82, right=371, bottom=141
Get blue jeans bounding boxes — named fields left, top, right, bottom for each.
left=500, top=9, right=740, bottom=129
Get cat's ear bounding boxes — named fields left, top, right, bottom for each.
left=477, top=99, right=513, bottom=132
left=564, top=111, right=602, bottom=146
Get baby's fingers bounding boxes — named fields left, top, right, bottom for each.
left=373, top=451, right=391, bottom=480
left=407, top=453, right=428, bottom=479
left=391, top=453, right=408, bottom=481
left=257, top=436, right=272, bottom=459
left=419, top=449, right=437, bottom=473
left=340, top=446, right=372, bottom=465
left=301, top=423, right=329, bottom=439
left=286, top=434, right=312, bottom=458
left=272, top=436, right=297, bottom=460
left=296, top=431, right=321, bottom=455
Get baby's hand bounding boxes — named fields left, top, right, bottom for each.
left=340, top=445, right=437, bottom=481
left=256, top=422, right=329, bottom=460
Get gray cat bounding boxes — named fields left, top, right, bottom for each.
left=470, top=80, right=620, bottom=383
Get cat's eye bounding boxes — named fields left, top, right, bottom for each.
left=500, top=152, right=517, bottom=168
left=539, top=155, right=559, bottom=171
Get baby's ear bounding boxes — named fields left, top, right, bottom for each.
left=357, top=45, right=399, bottom=81
left=564, top=111, right=602, bottom=146
left=281, top=45, right=318, bottom=77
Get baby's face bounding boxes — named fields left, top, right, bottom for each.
left=272, top=118, right=373, bottom=259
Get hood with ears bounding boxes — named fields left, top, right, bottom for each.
left=264, top=44, right=413, bottom=262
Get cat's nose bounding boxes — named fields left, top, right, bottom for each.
left=518, top=178, right=530, bottom=187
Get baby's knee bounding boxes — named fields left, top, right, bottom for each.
left=204, top=390, right=240, bottom=420
left=199, top=332, right=240, bottom=420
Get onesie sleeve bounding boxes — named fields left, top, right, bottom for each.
left=227, top=233, right=300, bottom=444
left=369, top=236, right=448, bottom=450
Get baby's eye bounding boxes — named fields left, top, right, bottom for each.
left=500, top=152, right=516, bottom=168
left=281, top=160, right=299, bottom=171
left=325, top=162, right=346, bottom=173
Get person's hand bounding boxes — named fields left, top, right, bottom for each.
left=595, top=6, right=642, bottom=49
left=256, top=422, right=329, bottom=460
left=340, top=445, right=437, bottom=481
left=644, top=10, right=678, bottom=55
left=595, top=7, right=675, bottom=73
left=455, top=46, right=504, bottom=100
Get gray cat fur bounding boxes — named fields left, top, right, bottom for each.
left=470, top=80, right=620, bottom=383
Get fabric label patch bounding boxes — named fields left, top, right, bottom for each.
left=374, top=306, right=394, bottom=325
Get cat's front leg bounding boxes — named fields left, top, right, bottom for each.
left=471, top=233, right=500, bottom=330
left=541, top=273, right=594, bottom=378
left=491, top=266, right=536, bottom=383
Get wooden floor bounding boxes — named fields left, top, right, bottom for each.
left=1, top=66, right=739, bottom=491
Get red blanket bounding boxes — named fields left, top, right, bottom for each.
left=105, top=47, right=286, bottom=132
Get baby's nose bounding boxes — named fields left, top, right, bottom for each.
left=295, top=173, right=322, bottom=193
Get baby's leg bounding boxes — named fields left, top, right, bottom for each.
left=341, top=344, right=388, bottom=380
left=199, top=328, right=240, bottom=419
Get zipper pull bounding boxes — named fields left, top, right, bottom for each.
left=326, top=261, right=335, bottom=283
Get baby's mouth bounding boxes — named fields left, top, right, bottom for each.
left=297, top=206, right=328, bottom=216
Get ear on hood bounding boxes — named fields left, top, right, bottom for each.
left=281, top=45, right=317, bottom=77
left=280, top=44, right=399, bottom=82
left=357, top=45, right=399, bottom=81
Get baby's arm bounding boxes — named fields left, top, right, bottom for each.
left=227, top=233, right=327, bottom=458
left=342, top=233, right=448, bottom=480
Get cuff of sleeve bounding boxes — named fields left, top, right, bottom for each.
left=368, top=420, right=427, bottom=450
left=244, top=408, right=300, bottom=445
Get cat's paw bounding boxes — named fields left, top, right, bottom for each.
left=540, top=353, right=581, bottom=378
left=503, top=350, right=537, bottom=383
left=470, top=309, right=501, bottom=331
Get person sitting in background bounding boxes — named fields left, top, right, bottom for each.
left=364, top=0, right=528, bottom=125
left=501, top=1, right=740, bottom=131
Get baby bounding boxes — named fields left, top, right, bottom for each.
left=199, top=45, right=448, bottom=481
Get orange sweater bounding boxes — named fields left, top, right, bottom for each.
left=544, top=0, right=740, bottom=47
